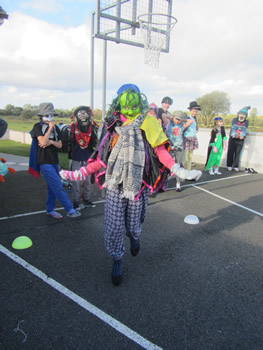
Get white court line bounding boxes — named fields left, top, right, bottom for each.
left=193, top=185, right=263, bottom=217
left=0, top=174, right=254, bottom=221
left=167, top=173, right=252, bottom=191
left=0, top=244, right=162, bottom=350
left=0, top=200, right=105, bottom=221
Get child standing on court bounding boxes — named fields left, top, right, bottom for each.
left=70, top=106, right=98, bottom=210
left=205, top=117, right=227, bottom=175
left=183, top=101, right=200, bottom=171
left=227, top=106, right=250, bottom=172
left=31, top=102, right=81, bottom=219
left=166, top=110, right=193, bottom=191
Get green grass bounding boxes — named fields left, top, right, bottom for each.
left=4, top=118, right=70, bottom=132
left=2, top=116, right=102, bottom=132
left=0, top=139, right=70, bottom=169
left=5, top=120, right=36, bottom=132
left=0, top=139, right=31, bottom=156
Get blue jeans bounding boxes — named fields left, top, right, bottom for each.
left=40, top=164, right=73, bottom=213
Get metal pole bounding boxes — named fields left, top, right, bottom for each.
left=90, top=13, right=95, bottom=110
left=102, top=39, right=107, bottom=120
left=116, top=0, right=121, bottom=42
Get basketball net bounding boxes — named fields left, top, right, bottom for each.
left=138, top=14, right=177, bottom=68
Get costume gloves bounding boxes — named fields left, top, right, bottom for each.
left=170, top=164, right=202, bottom=181
left=59, top=167, right=89, bottom=182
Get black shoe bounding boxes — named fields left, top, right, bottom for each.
left=73, top=202, right=85, bottom=210
left=111, top=259, right=122, bottom=286
left=130, top=237, right=140, bottom=257
left=84, top=200, right=96, bottom=208
left=176, top=187, right=181, bottom=192
left=158, top=188, right=166, bottom=193
left=73, top=202, right=80, bottom=210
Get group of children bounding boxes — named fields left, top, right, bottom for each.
left=205, top=105, right=250, bottom=175
left=29, top=103, right=99, bottom=219
left=146, top=99, right=200, bottom=192
left=29, top=86, right=250, bottom=286
left=147, top=99, right=250, bottom=182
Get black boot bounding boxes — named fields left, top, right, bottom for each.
left=130, top=237, right=140, bottom=257
left=111, top=259, right=123, bottom=286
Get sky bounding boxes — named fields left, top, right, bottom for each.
left=0, top=0, right=263, bottom=115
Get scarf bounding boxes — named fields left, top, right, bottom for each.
left=104, top=113, right=145, bottom=200
left=72, top=123, right=92, bottom=149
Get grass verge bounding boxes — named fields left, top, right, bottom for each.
left=0, top=140, right=70, bottom=169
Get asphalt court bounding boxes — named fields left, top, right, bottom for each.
left=1, top=168, right=263, bottom=350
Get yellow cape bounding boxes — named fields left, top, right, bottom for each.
left=140, top=114, right=168, bottom=148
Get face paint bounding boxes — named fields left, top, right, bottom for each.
left=120, top=92, right=141, bottom=120
left=42, top=115, right=54, bottom=122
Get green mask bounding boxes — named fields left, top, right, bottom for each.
left=120, top=92, right=141, bottom=120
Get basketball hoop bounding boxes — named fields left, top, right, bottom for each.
left=137, top=13, right=177, bottom=68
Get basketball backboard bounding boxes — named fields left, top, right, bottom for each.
left=94, top=0, right=173, bottom=53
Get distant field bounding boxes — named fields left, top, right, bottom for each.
left=2, top=116, right=102, bottom=132
left=0, top=139, right=31, bottom=157
left=0, top=139, right=70, bottom=169
left=2, top=117, right=70, bottom=132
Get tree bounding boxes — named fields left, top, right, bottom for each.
left=249, top=107, right=257, bottom=118
left=20, top=108, right=35, bottom=120
left=196, top=91, right=231, bottom=127
left=23, top=104, right=33, bottom=111
left=12, top=107, right=23, bottom=116
left=93, top=108, right=102, bottom=121
left=5, top=104, right=15, bottom=115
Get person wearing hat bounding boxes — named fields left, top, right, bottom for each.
left=69, top=106, right=98, bottom=210
left=166, top=110, right=194, bottom=191
left=205, top=117, right=227, bottom=175
left=157, top=96, right=173, bottom=131
left=183, top=101, right=201, bottom=171
left=227, top=106, right=250, bottom=172
left=31, top=102, right=81, bottom=219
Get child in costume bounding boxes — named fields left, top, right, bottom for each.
left=70, top=106, right=98, bottom=210
left=166, top=111, right=193, bottom=191
left=30, top=102, right=81, bottom=219
left=157, top=96, right=173, bottom=131
left=183, top=101, right=200, bottom=171
left=227, top=106, right=250, bottom=172
left=147, top=103, right=160, bottom=122
left=205, top=117, right=227, bottom=175
left=60, top=85, right=202, bottom=286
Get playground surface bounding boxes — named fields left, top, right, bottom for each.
left=1, top=157, right=263, bottom=350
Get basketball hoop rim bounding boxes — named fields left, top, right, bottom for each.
left=137, top=13, right=177, bottom=26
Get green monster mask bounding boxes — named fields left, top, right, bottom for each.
left=119, top=92, right=141, bottom=120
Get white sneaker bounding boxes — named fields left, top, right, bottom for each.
left=227, top=167, right=232, bottom=171
left=214, top=168, right=222, bottom=175
left=176, top=183, right=181, bottom=192
left=209, top=168, right=215, bottom=175
left=234, top=168, right=239, bottom=172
